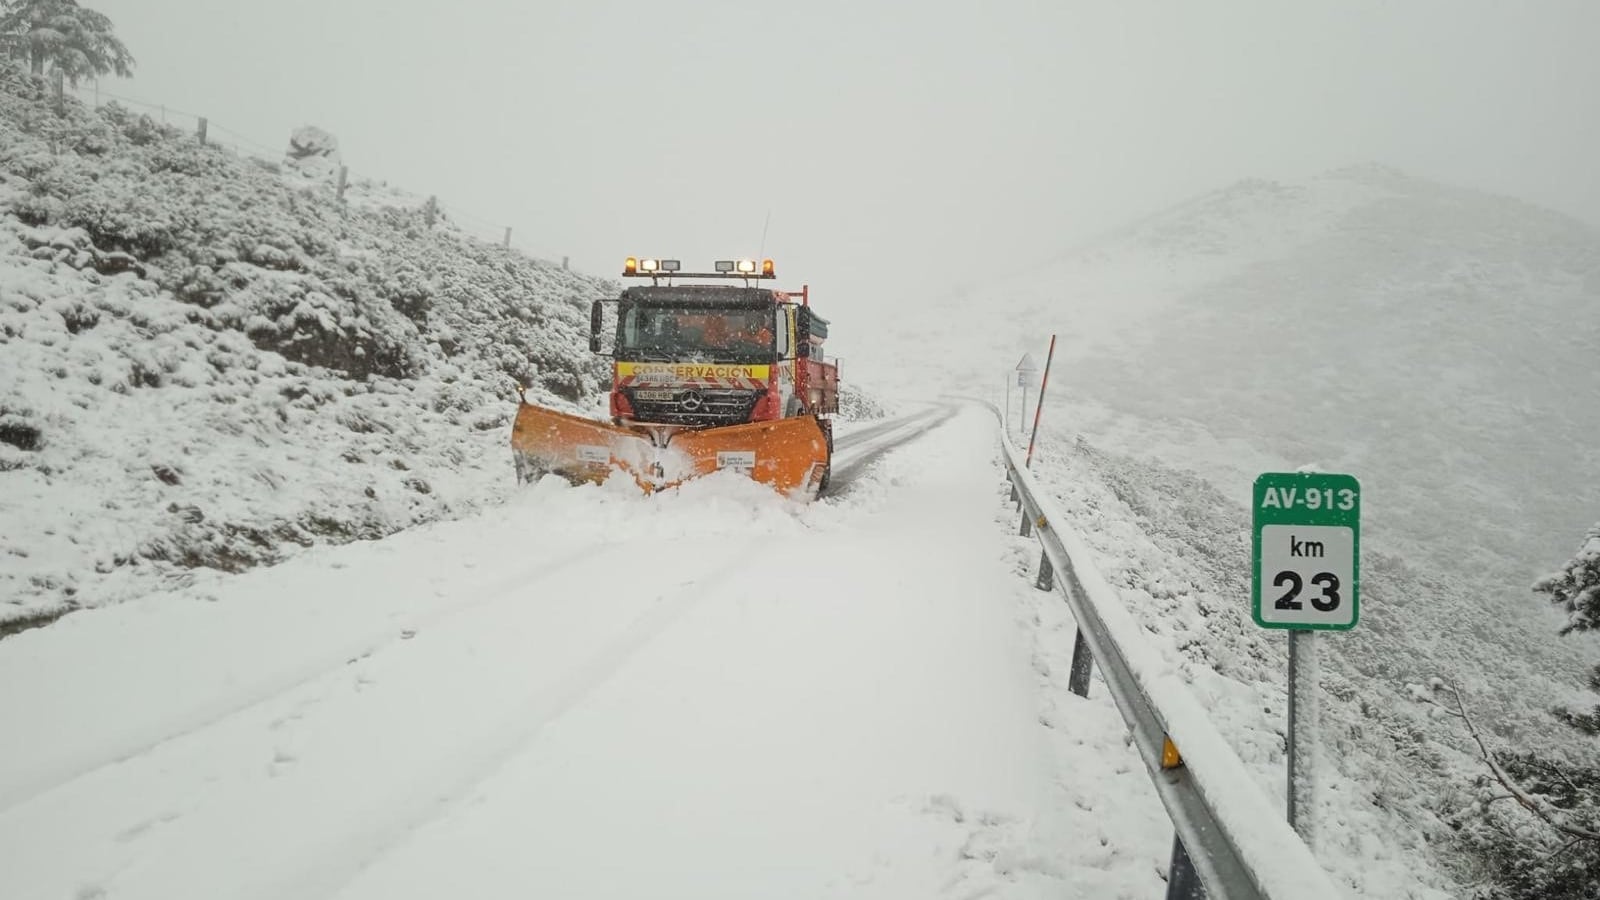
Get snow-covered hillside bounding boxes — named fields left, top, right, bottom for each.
left=6, top=46, right=1598, bottom=896
left=866, top=165, right=1599, bottom=677
left=0, top=65, right=617, bottom=624
left=902, top=166, right=1600, bottom=589
left=864, top=166, right=1600, bottom=895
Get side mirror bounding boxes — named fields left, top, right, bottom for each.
left=589, top=299, right=604, bottom=354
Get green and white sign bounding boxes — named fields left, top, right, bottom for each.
left=1252, top=472, right=1360, bottom=631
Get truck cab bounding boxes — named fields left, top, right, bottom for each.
left=511, top=256, right=837, bottom=498
left=590, top=258, right=838, bottom=445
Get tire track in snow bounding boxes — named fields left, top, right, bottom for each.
left=828, top=403, right=961, bottom=495
left=0, top=538, right=617, bottom=815
left=832, top=404, right=950, bottom=454
left=244, top=537, right=774, bottom=900
left=5, top=408, right=952, bottom=816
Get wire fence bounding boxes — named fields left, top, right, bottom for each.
left=51, top=77, right=569, bottom=269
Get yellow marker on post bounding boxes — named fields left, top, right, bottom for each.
left=1161, top=736, right=1183, bottom=770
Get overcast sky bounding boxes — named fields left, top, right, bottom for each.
left=92, top=0, right=1600, bottom=311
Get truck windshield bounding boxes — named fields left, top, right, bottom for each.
left=619, top=306, right=773, bottom=357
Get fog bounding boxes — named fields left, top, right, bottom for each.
left=95, top=0, right=1600, bottom=311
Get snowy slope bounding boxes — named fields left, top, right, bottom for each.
left=0, top=64, right=615, bottom=624
left=864, top=166, right=1600, bottom=713
left=5, top=48, right=1594, bottom=897
left=891, top=165, right=1600, bottom=591
left=0, top=407, right=1177, bottom=900
left=851, top=168, right=1600, bottom=895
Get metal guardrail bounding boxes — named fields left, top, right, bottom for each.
left=998, top=429, right=1343, bottom=900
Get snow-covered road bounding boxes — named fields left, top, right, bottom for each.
left=0, top=404, right=1168, bottom=899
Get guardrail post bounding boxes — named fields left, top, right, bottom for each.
left=994, top=421, right=1343, bottom=900
left=1067, top=628, right=1093, bottom=697
left=1034, top=549, right=1054, bottom=591
left=1166, top=835, right=1205, bottom=899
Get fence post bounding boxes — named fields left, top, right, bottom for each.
left=502, top=227, right=512, bottom=248
left=562, top=255, right=570, bottom=270
left=1019, top=510, right=1032, bottom=538
left=52, top=70, right=64, bottom=115
left=424, top=195, right=438, bottom=228
left=336, top=166, right=349, bottom=203
left=197, top=117, right=208, bottom=146
left=1034, top=549, right=1054, bottom=591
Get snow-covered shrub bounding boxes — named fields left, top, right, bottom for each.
left=0, top=59, right=614, bottom=621
left=1450, top=751, right=1600, bottom=900
left=1538, top=524, right=1600, bottom=735
left=837, top=383, right=886, bottom=420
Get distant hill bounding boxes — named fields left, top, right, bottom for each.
left=912, top=165, right=1598, bottom=595
left=1070, top=167, right=1597, bottom=583
left=933, top=167, right=1600, bottom=897
left=0, top=64, right=615, bottom=623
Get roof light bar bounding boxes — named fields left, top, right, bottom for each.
left=626, top=258, right=776, bottom=278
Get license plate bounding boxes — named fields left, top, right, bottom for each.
left=634, top=389, right=676, bottom=401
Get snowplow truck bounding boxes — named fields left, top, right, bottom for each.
left=511, top=257, right=839, bottom=498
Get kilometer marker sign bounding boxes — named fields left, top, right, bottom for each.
left=1252, top=472, right=1360, bottom=631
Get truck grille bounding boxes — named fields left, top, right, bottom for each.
left=625, top=387, right=763, bottom=427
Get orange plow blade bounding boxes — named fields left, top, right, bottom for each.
left=510, top=403, right=655, bottom=487
left=662, top=415, right=830, bottom=498
left=511, top=403, right=829, bottom=499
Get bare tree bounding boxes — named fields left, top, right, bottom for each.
left=1421, top=680, right=1600, bottom=844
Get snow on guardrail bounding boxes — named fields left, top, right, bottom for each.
left=998, top=425, right=1343, bottom=900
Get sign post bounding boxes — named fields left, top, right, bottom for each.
left=1004, top=374, right=1013, bottom=434
left=1252, top=472, right=1360, bottom=842
left=1014, top=353, right=1038, bottom=438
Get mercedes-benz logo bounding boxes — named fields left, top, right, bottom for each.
left=679, top=390, right=705, bottom=411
